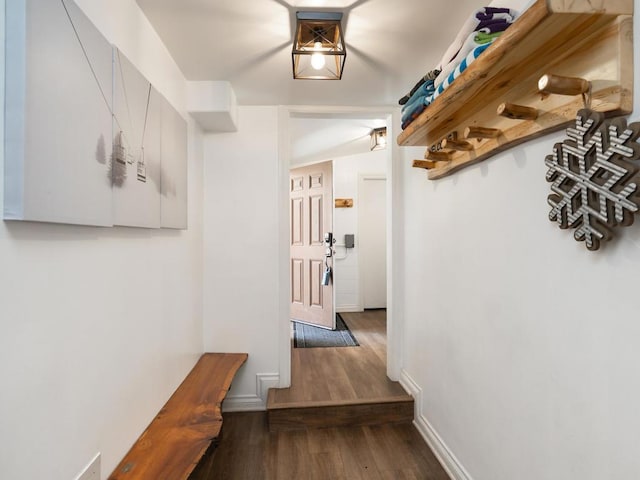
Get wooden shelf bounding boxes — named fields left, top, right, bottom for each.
left=397, top=0, right=633, bottom=180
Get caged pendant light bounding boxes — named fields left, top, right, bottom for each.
left=292, top=12, right=346, bottom=80
left=370, top=127, right=387, bottom=151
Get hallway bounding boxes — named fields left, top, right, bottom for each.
left=192, top=311, right=450, bottom=479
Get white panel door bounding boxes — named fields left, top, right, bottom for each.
left=290, top=161, right=335, bottom=330
left=359, top=176, right=387, bottom=309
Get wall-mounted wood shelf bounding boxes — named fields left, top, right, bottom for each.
left=397, top=0, right=633, bottom=180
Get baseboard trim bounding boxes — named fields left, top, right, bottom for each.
left=399, top=369, right=473, bottom=480
left=222, top=394, right=263, bottom=412
left=223, top=373, right=280, bottom=412
left=336, top=305, right=363, bottom=313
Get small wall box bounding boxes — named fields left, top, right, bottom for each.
left=345, top=234, right=355, bottom=248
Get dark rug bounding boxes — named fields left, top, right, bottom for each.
left=293, top=313, right=359, bottom=348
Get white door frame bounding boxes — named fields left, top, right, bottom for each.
left=276, top=106, right=403, bottom=387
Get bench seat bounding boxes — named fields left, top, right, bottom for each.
left=108, top=352, right=247, bottom=480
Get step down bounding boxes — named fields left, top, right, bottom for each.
left=267, top=389, right=414, bottom=432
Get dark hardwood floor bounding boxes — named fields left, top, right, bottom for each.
left=193, top=311, right=450, bottom=479
left=192, top=411, right=450, bottom=480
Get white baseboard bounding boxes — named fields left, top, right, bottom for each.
left=336, top=305, right=363, bottom=313
left=223, top=373, right=280, bottom=412
left=222, top=394, right=263, bottom=412
left=399, top=369, right=473, bottom=480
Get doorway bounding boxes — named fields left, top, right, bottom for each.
left=359, top=175, right=387, bottom=309
left=277, top=107, right=400, bottom=388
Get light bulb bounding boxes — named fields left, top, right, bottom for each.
left=310, top=41, right=325, bottom=70
left=378, top=135, right=387, bottom=146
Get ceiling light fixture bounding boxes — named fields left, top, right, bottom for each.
left=292, top=12, right=346, bottom=80
left=370, top=127, right=387, bottom=151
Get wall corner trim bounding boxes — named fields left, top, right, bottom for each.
left=399, top=369, right=474, bottom=480
left=222, top=373, right=280, bottom=412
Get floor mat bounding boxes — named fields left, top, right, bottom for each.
left=292, top=313, right=359, bottom=348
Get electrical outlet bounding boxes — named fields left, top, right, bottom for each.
left=75, top=453, right=100, bottom=480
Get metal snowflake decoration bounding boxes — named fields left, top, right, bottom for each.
left=545, top=109, right=640, bottom=251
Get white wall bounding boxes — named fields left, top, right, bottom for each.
left=202, top=106, right=281, bottom=410
left=0, top=1, right=204, bottom=479
left=399, top=2, right=640, bottom=478
left=333, top=149, right=386, bottom=311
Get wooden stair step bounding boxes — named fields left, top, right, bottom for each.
left=267, top=389, right=414, bottom=432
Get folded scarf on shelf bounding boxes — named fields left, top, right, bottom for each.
left=429, top=42, right=493, bottom=104
left=401, top=79, right=436, bottom=113
left=476, top=17, right=513, bottom=33
left=400, top=86, right=435, bottom=126
left=474, top=30, right=504, bottom=44
left=401, top=41, right=496, bottom=130
left=399, top=5, right=520, bottom=129
left=436, top=6, right=517, bottom=71
left=401, top=83, right=436, bottom=125
left=477, top=6, right=513, bottom=20
left=435, top=27, right=508, bottom=90
left=398, top=69, right=440, bottom=105
left=401, top=102, right=428, bottom=130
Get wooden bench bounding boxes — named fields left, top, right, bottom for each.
left=108, top=353, right=247, bottom=480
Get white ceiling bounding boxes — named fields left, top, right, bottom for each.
left=290, top=115, right=387, bottom=165
left=136, top=0, right=491, bottom=106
